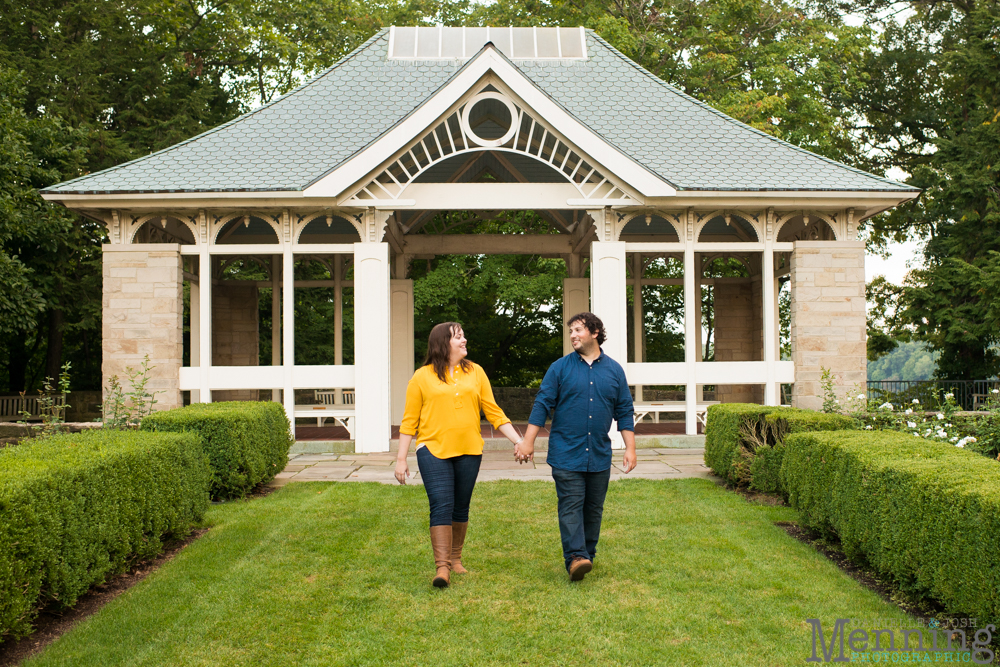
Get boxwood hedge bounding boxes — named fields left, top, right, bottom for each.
left=704, top=404, right=854, bottom=492
left=0, top=430, right=209, bottom=641
left=781, top=430, right=1000, bottom=621
left=142, top=401, right=292, bottom=500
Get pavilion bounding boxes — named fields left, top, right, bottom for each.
left=41, top=27, right=919, bottom=450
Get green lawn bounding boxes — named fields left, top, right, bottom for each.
left=27, top=479, right=912, bottom=666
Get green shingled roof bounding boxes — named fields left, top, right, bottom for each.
left=44, top=29, right=916, bottom=195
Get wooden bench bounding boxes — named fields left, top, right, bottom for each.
left=294, top=390, right=355, bottom=437
left=633, top=401, right=720, bottom=427
left=0, top=395, right=62, bottom=422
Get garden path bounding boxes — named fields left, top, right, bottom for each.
left=274, top=447, right=712, bottom=485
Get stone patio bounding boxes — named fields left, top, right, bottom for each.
left=271, top=447, right=714, bottom=486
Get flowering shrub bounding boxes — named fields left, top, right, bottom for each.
left=845, top=390, right=986, bottom=454
left=970, top=389, right=1000, bottom=460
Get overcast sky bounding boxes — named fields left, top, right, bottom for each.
left=866, top=237, right=924, bottom=284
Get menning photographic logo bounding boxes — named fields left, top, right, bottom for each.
left=806, top=618, right=995, bottom=664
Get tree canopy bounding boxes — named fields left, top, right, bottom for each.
left=1, top=0, right=998, bottom=391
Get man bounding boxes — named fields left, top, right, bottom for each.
left=516, top=312, right=636, bottom=582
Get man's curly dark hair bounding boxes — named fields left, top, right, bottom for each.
left=566, top=312, right=607, bottom=346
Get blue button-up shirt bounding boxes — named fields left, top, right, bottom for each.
left=528, top=349, right=634, bottom=472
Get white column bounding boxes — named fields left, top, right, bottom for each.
left=189, top=273, right=200, bottom=404
left=354, top=241, right=391, bottom=452
left=271, top=256, right=280, bottom=402
left=198, top=246, right=211, bottom=404
left=684, top=244, right=698, bottom=435
left=695, top=253, right=704, bottom=403
left=390, top=279, right=414, bottom=425
left=590, top=240, right=627, bottom=449
left=334, top=255, right=343, bottom=405
left=632, top=253, right=643, bottom=402
left=282, top=245, right=295, bottom=437
left=589, top=241, right=627, bottom=362
left=762, top=246, right=779, bottom=405
left=562, top=278, right=590, bottom=355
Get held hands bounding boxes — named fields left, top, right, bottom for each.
left=514, top=439, right=534, bottom=464
left=394, top=459, right=410, bottom=485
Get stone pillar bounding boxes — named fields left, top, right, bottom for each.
left=354, top=242, right=391, bottom=452
left=712, top=280, right=763, bottom=404
left=390, top=279, right=414, bottom=425
left=562, top=278, right=590, bottom=355
left=102, top=244, right=183, bottom=411
left=790, top=241, right=867, bottom=410
left=212, top=281, right=260, bottom=401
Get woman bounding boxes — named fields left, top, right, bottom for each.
left=394, top=322, right=523, bottom=588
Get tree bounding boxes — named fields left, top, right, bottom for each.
left=411, top=212, right=567, bottom=386
left=0, top=66, right=101, bottom=391
left=463, top=0, right=874, bottom=164
left=0, top=0, right=419, bottom=391
left=850, top=0, right=1000, bottom=380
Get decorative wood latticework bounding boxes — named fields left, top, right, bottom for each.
left=344, top=89, right=637, bottom=206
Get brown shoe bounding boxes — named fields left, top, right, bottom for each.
left=430, top=525, right=452, bottom=588
left=450, top=522, right=469, bottom=574
left=569, top=557, right=592, bottom=582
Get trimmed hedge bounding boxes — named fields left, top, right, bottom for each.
left=704, top=404, right=854, bottom=492
left=0, top=430, right=209, bottom=640
left=781, top=430, right=1000, bottom=621
left=142, top=401, right=292, bottom=500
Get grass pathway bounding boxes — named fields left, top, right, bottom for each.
left=26, top=479, right=911, bottom=666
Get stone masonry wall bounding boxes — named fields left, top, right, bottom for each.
left=712, top=280, right=764, bottom=404
left=212, top=281, right=260, bottom=402
left=102, top=245, right=183, bottom=411
left=790, top=242, right=867, bottom=410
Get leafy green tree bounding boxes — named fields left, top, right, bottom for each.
left=0, top=66, right=102, bottom=391
left=851, top=0, right=1000, bottom=380
left=463, top=0, right=873, bottom=163
left=410, top=212, right=566, bottom=386
left=0, top=0, right=419, bottom=391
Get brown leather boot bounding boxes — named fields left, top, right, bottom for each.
left=450, top=522, right=469, bottom=574
left=430, top=525, right=452, bottom=588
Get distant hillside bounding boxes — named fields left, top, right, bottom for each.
left=868, top=341, right=939, bottom=381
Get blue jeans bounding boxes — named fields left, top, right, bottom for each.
left=416, top=447, right=482, bottom=527
left=550, top=466, right=611, bottom=570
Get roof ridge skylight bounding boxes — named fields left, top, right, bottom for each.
left=388, top=26, right=587, bottom=61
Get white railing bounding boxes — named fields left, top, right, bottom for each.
left=625, top=361, right=795, bottom=385
left=178, top=365, right=356, bottom=391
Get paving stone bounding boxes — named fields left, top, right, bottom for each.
left=280, top=449, right=715, bottom=483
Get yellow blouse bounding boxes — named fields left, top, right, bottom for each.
left=399, top=362, right=510, bottom=459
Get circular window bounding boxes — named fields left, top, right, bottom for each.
left=460, top=92, right=519, bottom=148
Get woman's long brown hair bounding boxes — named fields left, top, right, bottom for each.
left=424, top=322, right=472, bottom=383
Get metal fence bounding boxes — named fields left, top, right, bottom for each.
left=866, top=380, right=1000, bottom=411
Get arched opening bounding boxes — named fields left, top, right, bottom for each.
left=132, top=216, right=195, bottom=244
left=619, top=214, right=680, bottom=242
left=412, top=150, right=570, bottom=185
left=697, top=215, right=759, bottom=243
left=298, top=215, right=361, bottom=244
left=216, top=216, right=279, bottom=244
left=777, top=215, right=837, bottom=242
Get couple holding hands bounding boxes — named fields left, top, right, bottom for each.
left=394, top=312, right=637, bottom=587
